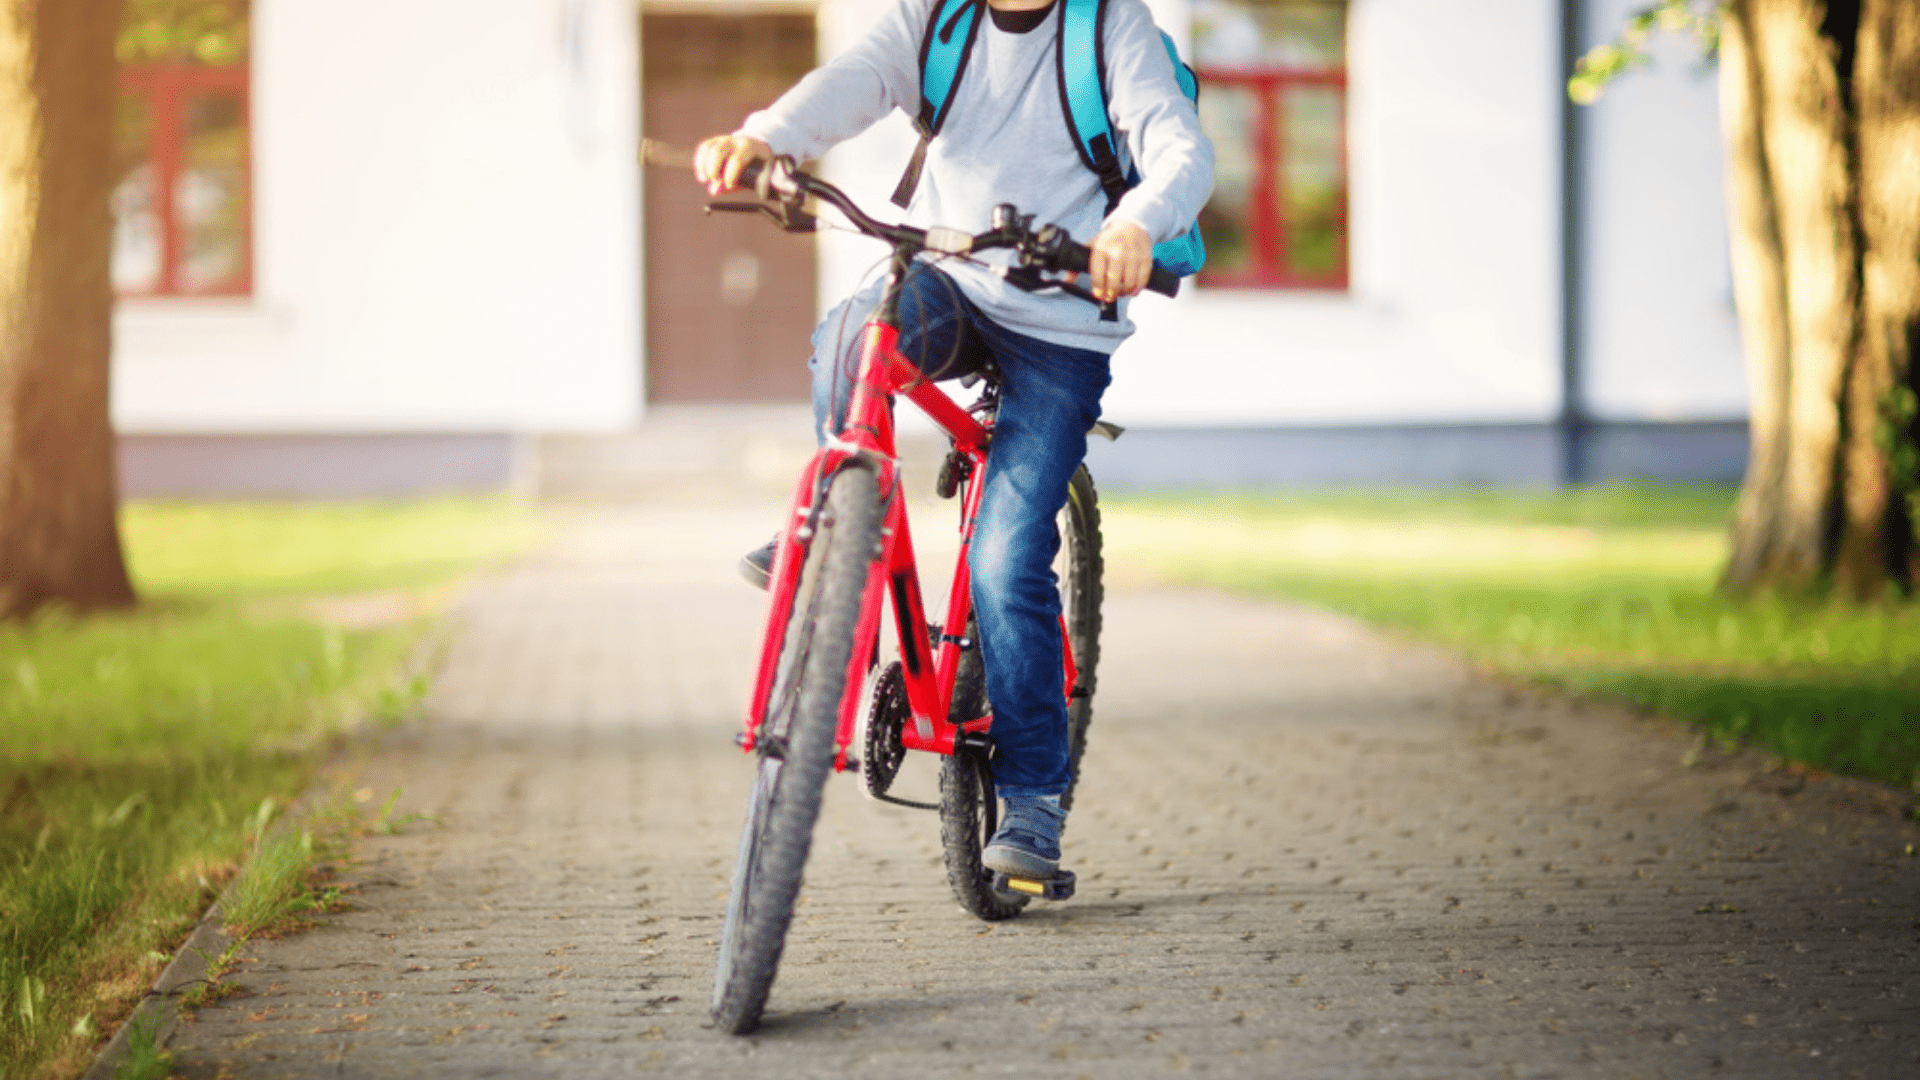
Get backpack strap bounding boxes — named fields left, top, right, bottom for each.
left=892, top=0, right=987, bottom=208
left=1164, top=33, right=1198, bottom=101
left=1055, top=0, right=1129, bottom=215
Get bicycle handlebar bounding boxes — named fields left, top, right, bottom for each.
left=1037, top=229, right=1183, bottom=299
left=729, top=156, right=1179, bottom=300
left=735, top=156, right=769, bottom=192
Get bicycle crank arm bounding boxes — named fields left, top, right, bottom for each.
left=992, top=869, right=1076, bottom=901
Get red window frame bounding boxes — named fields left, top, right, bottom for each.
left=116, top=63, right=254, bottom=298
left=1195, top=66, right=1349, bottom=291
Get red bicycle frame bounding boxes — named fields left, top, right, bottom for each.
left=740, top=313, right=1079, bottom=770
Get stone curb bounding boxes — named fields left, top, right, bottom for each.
left=79, top=898, right=235, bottom=1080
left=78, top=616, right=460, bottom=1080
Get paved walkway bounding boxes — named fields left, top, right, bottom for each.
left=169, top=498, right=1920, bottom=1079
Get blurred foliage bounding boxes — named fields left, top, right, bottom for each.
left=118, top=0, right=249, bottom=67
left=1569, top=0, right=1723, bottom=105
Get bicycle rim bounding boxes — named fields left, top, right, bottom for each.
left=711, top=465, right=883, bottom=1035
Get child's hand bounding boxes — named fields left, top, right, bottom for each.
left=1086, top=219, right=1153, bottom=303
left=694, top=134, right=773, bottom=195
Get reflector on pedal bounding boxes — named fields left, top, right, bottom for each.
left=990, top=869, right=1076, bottom=901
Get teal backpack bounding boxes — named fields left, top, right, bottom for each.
left=890, top=0, right=1207, bottom=277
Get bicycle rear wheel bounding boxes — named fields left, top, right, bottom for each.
left=1058, top=465, right=1103, bottom=812
left=937, top=464, right=1103, bottom=919
left=712, top=465, right=882, bottom=1035
left=939, top=748, right=1027, bottom=919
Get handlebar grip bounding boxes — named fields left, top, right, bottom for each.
left=1052, top=236, right=1093, bottom=275
left=1146, top=263, right=1181, bottom=298
left=1051, top=235, right=1182, bottom=298
left=735, top=158, right=765, bottom=191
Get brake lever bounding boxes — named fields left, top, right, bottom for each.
left=779, top=205, right=818, bottom=233
left=999, top=265, right=1119, bottom=320
left=1000, top=265, right=1050, bottom=293
left=705, top=201, right=818, bottom=234
left=1053, top=279, right=1107, bottom=309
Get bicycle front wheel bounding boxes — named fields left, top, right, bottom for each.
left=712, top=464, right=882, bottom=1035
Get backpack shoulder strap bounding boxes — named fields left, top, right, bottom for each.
left=1055, top=0, right=1129, bottom=215
left=1161, top=30, right=1198, bottom=101
left=891, top=0, right=986, bottom=208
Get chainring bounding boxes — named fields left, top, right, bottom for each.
left=861, top=661, right=909, bottom=799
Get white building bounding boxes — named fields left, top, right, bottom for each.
left=111, top=0, right=1746, bottom=495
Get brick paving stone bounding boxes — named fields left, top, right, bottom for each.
left=168, top=499, right=1920, bottom=1080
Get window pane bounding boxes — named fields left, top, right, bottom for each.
left=1193, top=0, right=1347, bottom=70
left=175, top=92, right=247, bottom=291
left=1278, top=84, right=1344, bottom=276
left=112, top=91, right=161, bottom=293
left=1197, top=85, right=1258, bottom=276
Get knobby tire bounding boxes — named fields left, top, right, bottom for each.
left=938, top=465, right=1104, bottom=920
left=712, top=465, right=883, bottom=1035
left=940, top=750, right=1027, bottom=919
left=1058, top=465, right=1103, bottom=812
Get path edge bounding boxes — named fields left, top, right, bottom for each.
left=78, top=616, right=461, bottom=1080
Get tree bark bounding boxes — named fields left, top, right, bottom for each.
left=1721, top=1, right=1797, bottom=590
left=1722, top=0, right=1859, bottom=594
left=0, top=0, right=134, bottom=619
left=1836, top=0, right=1920, bottom=596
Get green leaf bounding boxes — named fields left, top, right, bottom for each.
left=118, top=0, right=250, bottom=67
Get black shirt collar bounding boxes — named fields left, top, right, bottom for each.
left=988, top=0, right=1057, bottom=34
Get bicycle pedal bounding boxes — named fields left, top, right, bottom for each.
left=991, top=869, right=1076, bottom=901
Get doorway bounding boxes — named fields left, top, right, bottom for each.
left=642, top=12, right=817, bottom=403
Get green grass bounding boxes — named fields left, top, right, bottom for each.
left=1105, top=485, right=1920, bottom=792
left=0, top=498, right=537, bottom=1080
left=109, top=1011, right=171, bottom=1080
left=220, top=824, right=331, bottom=938
left=122, top=499, right=541, bottom=599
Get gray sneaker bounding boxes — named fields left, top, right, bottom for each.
left=738, top=537, right=777, bottom=590
left=982, top=795, right=1065, bottom=878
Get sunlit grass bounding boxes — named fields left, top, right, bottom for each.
left=122, top=499, right=541, bottom=599
left=0, top=498, right=537, bottom=1080
left=222, top=826, right=323, bottom=938
left=1106, top=485, right=1920, bottom=792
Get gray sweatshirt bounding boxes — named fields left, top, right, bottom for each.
left=739, top=0, right=1214, bottom=355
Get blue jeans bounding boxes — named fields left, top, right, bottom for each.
left=809, top=265, right=1111, bottom=798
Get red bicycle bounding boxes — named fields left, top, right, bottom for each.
left=686, top=151, right=1177, bottom=1035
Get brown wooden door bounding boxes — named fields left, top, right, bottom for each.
left=642, top=13, right=816, bottom=403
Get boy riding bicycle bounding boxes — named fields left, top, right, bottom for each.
left=694, top=0, right=1212, bottom=884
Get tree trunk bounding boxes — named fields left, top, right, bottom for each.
left=1721, top=2, right=1797, bottom=590
left=1837, top=0, right=1920, bottom=596
left=0, top=0, right=134, bottom=619
left=1722, top=0, right=1860, bottom=594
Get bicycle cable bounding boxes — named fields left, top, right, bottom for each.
left=820, top=250, right=983, bottom=427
